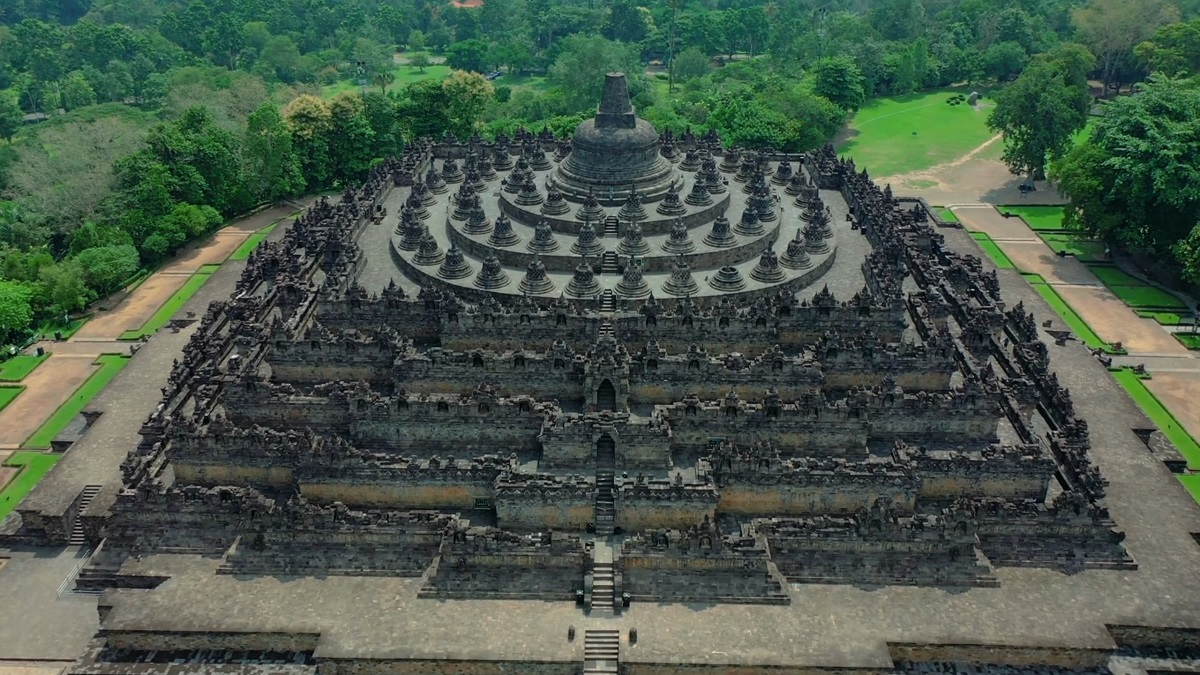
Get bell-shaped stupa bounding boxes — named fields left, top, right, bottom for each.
left=553, top=73, right=678, bottom=203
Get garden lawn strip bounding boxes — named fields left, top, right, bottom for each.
left=118, top=271, right=215, bottom=340
left=0, top=385, right=23, bottom=412
left=0, top=353, right=50, bottom=382
left=0, top=451, right=61, bottom=521
left=22, top=354, right=131, bottom=448
left=1111, top=368, right=1200, bottom=469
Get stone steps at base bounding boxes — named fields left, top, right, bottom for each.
left=67, top=485, right=102, bottom=546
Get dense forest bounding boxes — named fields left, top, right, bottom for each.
left=0, top=0, right=1199, bottom=345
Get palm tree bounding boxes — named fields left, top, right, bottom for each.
left=373, top=69, right=395, bottom=95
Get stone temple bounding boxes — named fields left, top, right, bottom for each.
left=8, top=73, right=1200, bottom=674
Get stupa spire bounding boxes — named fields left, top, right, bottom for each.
left=595, top=72, right=637, bottom=129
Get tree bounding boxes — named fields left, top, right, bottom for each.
left=672, top=47, right=709, bottom=83
left=0, top=279, right=34, bottom=343
left=1051, top=76, right=1200, bottom=279
left=1073, top=0, right=1178, bottom=97
left=1136, top=19, right=1200, bottom=77
left=282, top=94, right=334, bottom=188
left=441, top=70, right=495, bottom=139
left=407, top=30, right=427, bottom=53
left=73, top=244, right=139, bottom=296
left=59, top=70, right=97, bottom=111
left=445, top=39, right=490, bottom=74
left=813, top=56, right=867, bottom=112
left=707, top=93, right=805, bottom=151
left=983, top=41, right=1028, bottom=81
left=548, top=35, right=643, bottom=113
left=38, top=260, right=89, bottom=315
left=373, top=69, right=395, bottom=95
left=326, top=94, right=376, bottom=183
left=604, top=0, right=651, bottom=44
left=10, top=118, right=144, bottom=234
left=988, top=51, right=1093, bottom=182
left=409, top=52, right=431, bottom=74
left=0, top=95, right=22, bottom=142
left=243, top=102, right=304, bottom=202
left=257, top=35, right=303, bottom=83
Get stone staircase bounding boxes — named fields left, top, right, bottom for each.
left=68, top=485, right=101, bottom=546
left=598, top=290, right=617, bottom=314
left=600, top=251, right=620, bottom=275
left=594, top=470, right=615, bottom=536
left=583, top=629, right=620, bottom=674
left=603, top=218, right=620, bottom=237
left=591, top=560, right=615, bottom=615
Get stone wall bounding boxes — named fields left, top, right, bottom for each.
left=540, top=411, right=671, bottom=468
left=494, top=476, right=595, bottom=530
left=758, top=502, right=995, bottom=587
left=616, top=480, right=719, bottom=530
left=617, top=523, right=787, bottom=604
left=420, top=528, right=586, bottom=600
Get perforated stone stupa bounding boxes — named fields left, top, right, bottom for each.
left=390, top=72, right=836, bottom=307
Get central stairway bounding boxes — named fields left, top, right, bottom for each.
left=583, top=629, right=620, bottom=674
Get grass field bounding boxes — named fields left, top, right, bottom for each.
left=22, top=354, right=130, bottom=448
left=229, top=222, right=280, bottom=261
left=322, top=64, right=452, bottom=98
left=0, top=353, right=49, bottom=382
left=119, top=271, right=215, bottom=340
left=1111, top=368, right=1200, bottom=469
left=0, top=385, right=23, bottom=412
left=838, top=89, right=997, bottom=177
left=1001, top=205, right=1067, bottom=232
left=0, top=452, right=61, bottom=521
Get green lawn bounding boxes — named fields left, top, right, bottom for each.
left=229, top=222, right=280, bottom=261
left=119, top=271, right=215, bottom=340
left=1111, top=368, right=1200, bottom=469
left=1082, top=265, right=1187, bottom=309
left=1038, top=234, right=1106, bottom=262
left=322, top=64, right=452, bottom=99
left=0, top=452, right=61, bottom=521
left=1001, top=205, right=1067, bottom=232
left=0, top=353, right=49, bottom=382
left=1030, top=282, right=1118, bottom=352
left=1178, top=475, right=1200, bottom=504
left=838, top=89, right=998, bottom=177
left=0, top=385, right=23, bottom=412
left=22, top=354, right=130, bottom=448
left=501, top=73, right=551, bottom=92
left=969, top=231, right=1016, bottom=269
left=35, top=315, right=91, bottom=342
left=1176, top=333, right=1200, bottom=350
left=935, top=207, right=959, bottom=223
left=1138, top=310, right=1188, bottom=326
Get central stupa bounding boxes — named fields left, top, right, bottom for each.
left=553, top=72, right=679, bottom=203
